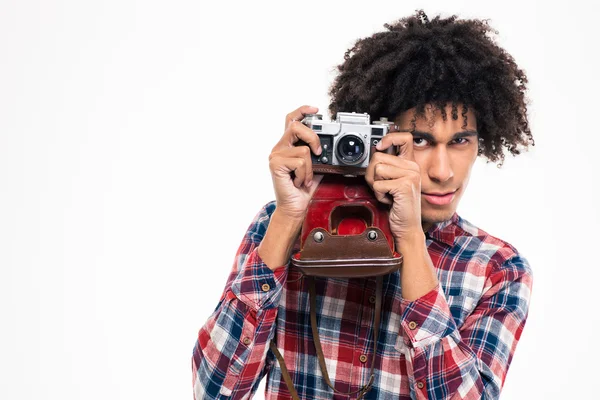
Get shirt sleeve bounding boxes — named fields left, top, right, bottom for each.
left=191, top=201, right=288, bottom=400
left=399, top=254, right=533, bottom=399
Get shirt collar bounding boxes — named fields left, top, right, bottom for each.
left=424, top=212, right=463, bottom=246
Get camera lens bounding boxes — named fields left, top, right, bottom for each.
left=336, top=134, right=365, bottom=165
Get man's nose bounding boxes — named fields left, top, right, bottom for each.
left=428, top=147, right=454, bottom=183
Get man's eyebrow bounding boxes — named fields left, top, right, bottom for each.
left=405, top=130, right=479, bottom=142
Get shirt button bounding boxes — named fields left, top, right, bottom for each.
left=417, top=381, right=425, bottom=389
left=369, top=295, right=376, bottom=304
left=408, top=321, right=418, bottom=330
left=359, top=354, right=368, bottom=363
left=243, top=337, right=251, bottom=345
left=261, top=283, right=271, bottom=292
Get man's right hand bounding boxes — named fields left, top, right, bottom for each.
left=268, top=105, right=324, bottom=221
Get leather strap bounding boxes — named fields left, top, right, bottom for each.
left=270, top=275, right=383, bottom=399
left=269, top=341, right=300, bottom=399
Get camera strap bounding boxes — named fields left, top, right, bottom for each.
left=269, top=274, right=383, bottom=399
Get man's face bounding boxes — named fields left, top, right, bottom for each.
left=393, top=103, right=479, bottom=229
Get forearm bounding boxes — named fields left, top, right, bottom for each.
left=258, top=209, right=303, bottom=270
left=193, top=293, right=279, bottom=399
left=398, top=280, right=490, bottom=400
left=403, top=330, right=487, bottom=399
left=193, top=202, right=288, bottom=398
left=396, top=254, right=532, bottom=399
left=193, top=246, right=288, bottom=398
left=397, top=236, right=487, bottom=399
left=396, top=231, right=439, bottom=301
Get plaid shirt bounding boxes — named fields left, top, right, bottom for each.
left=192, top=201, right=533, bottom=399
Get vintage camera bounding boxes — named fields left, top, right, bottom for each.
left=298, top=112, right=396, bottom=176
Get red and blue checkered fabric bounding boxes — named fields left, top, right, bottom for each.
left=192, top=201, right=533, bottom=399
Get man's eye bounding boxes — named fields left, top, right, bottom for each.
left=452, top=138, right=469, bottom=145
left=414, top=138, right=428, bottom=147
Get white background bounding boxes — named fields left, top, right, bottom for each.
left=1, top=0, right=598, bottom=399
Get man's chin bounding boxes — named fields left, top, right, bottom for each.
left=422, top=209, right=455, bottom=228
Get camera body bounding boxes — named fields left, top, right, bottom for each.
left=299, top=112, right=396, bottom=176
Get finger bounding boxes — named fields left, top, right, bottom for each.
left=365, top=153, right=419, bottom=186
left=270, top=145, right=315, bottom=187
left=270, top=144, right=312, bottom=160
left=373, top=176, right=421, bottom=198
left=374, top=163, right=394, bottom=181
left=370, top=179, right=393, bottom=204
left=295, top=173, right=325, bottom=199
left=372, top=179, right=404, bottom=204
left=272, top=141, right=319, bottom=189
left=374, top=190, right=393, bottom=204
left=364, top=159, right=381, bottom=188
left=364, top=151, right=389, bottom=187
left=375, top=131, right=414, bottom=160
left=292, top=158, right=307, bottom=189
left=302, top=145, right=313, bottom=188
left=373, top=163, right=419, bottom=182
left=279, top=120, right=322, bottom=155
left=372, top=165, right=418, bottom=205
left=285, top=105, right=319, bottom=130
left=269, top=156, right=308, bottom=188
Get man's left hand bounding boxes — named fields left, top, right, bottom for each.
left=364, top=131, right=424, bottom=247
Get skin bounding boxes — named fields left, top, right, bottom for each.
left=257, top=106, right=324, bottom=270
left=368, top=103, right=479, bottom=240
left=365, top=103, right=479, bottom=300
left=258, top=104, right=479, bottom=301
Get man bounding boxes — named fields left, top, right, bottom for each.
left=192, top=10, right=534, bottom=399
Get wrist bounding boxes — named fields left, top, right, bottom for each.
left=274, top=205, right=309, bottom=223
left=396, top=230, right=438, bottom=301
left=258, top=210, right=304, bottom=270
left=395, top=229, right=426, bottom=255
left=272, top=208, right=305, bottom=228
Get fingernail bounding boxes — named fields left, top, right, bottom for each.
left=376, top=141, right=382, bottom=150
left=317, top=145, right=322, bottom=155
left=307, top=180, right=313, bottom=187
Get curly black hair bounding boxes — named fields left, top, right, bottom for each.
left=328, top=10, right=534, bottom=165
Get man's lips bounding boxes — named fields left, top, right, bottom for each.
left=422, top=189, right=458, bottom=206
